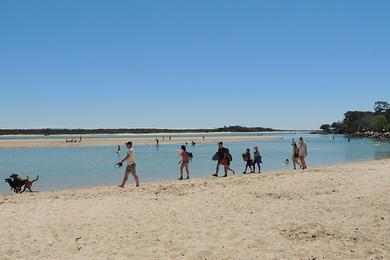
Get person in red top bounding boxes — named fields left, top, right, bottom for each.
left=178, top=145, right=190, bottom=180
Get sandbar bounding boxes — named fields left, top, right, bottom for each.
left=0, top=135, right=281, bottom=148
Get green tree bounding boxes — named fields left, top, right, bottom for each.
left=385, top=123, right=390, bottom=131
left=385, top=109, right=390, bottom=120
left=343, top=111, right=373, bottom=133
left=369, top=115, right=387, bottom=132
left=374, top=101, right=390, bottom=113
left=320, top=124, right=331, bottom=132
left=357, top=114, right=373, bottom=131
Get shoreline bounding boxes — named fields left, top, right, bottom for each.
left=0, top=135, right=281, bottom=148
left=0, top=158, right=381, bottom=197
left=1, top=159, right=389, bottom=259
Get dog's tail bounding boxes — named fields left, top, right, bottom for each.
left=32, top=175, right=39, bottom=182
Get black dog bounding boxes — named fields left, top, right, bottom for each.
left=5, top=173, right=39, bottom=193
left=4, top=177, right=23, bottom=193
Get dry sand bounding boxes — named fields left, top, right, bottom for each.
left=0, top=159, right=389, bottom=260
left=0, top=135, right=280, bottom=148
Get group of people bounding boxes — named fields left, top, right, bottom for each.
left=116, top=137, right=309, bottom=188
left=65, top=136, right=82, bottom=143
left=290, top=137, right=308, bottom=170
left=242, top=146, right=262, bottom=174
left=156, top=138, right=197, bottom=147
left=211, top=142, right=263, bottom=177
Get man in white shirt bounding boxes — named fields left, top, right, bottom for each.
left=118, top=141, right=140, bottom=188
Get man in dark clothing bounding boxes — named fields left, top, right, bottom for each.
left=212, top=142, right=230, bottom=177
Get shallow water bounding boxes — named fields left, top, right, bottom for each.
left=1, top=133, right=389, bottom=194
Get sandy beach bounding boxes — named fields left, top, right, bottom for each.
left=1, top=159, right=389, bottom=260
left=0, top=135, right=281, bottom=148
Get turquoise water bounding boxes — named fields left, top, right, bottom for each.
left=1, top=133, right=390, bottom=194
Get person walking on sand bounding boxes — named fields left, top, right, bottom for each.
left=243, top=148, right=254, bottom=174
left=253, top=146, right=262, bottom=173
left=213, top=142, right=230, bottom=177
left=178, top=145, right=191, bottom=180
left=225, top=148, right=235, bottom=175
left=117, top=141, right=140, bottom=188
left=291, top=142, right=301, bottom=170
left=298, top=137, right=308, bottom=169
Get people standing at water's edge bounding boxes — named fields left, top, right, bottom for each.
left=156, top=138, right=159, bottom=146
left=212, top=142, right=231, bottom=177
left=253, top=146, right=262, bottom=173
left=291, top=142, right=301, bottom=170
left=243, top=148, right=254, bottom=174
left=178, top=145, right=191, bottom=180
left=298, top=137, right=308, bottom=169
left=117, top=141, right=140, bottom=188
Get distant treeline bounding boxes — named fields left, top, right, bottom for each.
left=320, top=101, right=390, bottom=134
left=0, top=126, right=276, bottom=136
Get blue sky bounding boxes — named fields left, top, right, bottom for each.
left=0, top=0, right=389, bottom=130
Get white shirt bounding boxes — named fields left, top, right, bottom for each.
left=126, top=148, right=136, bottom=165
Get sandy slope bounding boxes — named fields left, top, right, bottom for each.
left=0, top=159, right=389, bottom=260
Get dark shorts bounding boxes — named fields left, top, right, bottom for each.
left=246, top=160, right=253, bottom=166
left=126, top=163, right=136, bottom=174
left=218, top=159, right=228, bottom=166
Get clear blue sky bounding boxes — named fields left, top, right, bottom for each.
left=0, top=0, right=389, bottom=130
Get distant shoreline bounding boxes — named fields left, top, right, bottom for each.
left=0, top=126, right=314, bottom=136
left=0, top=135, right=282, bottom=148
left=0, top=130, right=311, bottom=138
